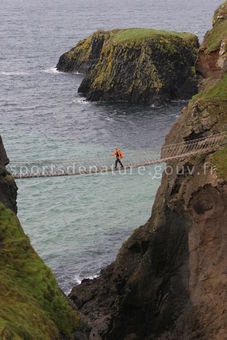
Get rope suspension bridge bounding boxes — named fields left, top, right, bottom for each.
left=7, top=133, right=226, bottom=180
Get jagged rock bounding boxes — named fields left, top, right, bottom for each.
left=57, top=29, right=199, bottom=104
left=69, top=3, right=227, bottom=339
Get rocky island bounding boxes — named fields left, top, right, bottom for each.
left=57, top=29, right=199, bottom=103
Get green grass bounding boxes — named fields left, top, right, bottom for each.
left=112, top=28, right=196, bottom=42
left=213, top=1, right=227, bottom=26
left=205, top=19, right=227, bottom=53
left=210, top=146, right=227, bottom=180
left=191, top=74, right=227, bottom=104
left=0, top=203, right=78, bottom=339
left=203, top=74, right=227, bottom=101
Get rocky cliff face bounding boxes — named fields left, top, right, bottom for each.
left=0, top=135, right=78, bottom=339
left=69, top=3, right=227, bottom=339
left=57, top=29, right=199, bottom=104
left=197, top=1, right=227, bottom=78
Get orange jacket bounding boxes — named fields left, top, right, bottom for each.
left=113, top=149, right=123, bottom=159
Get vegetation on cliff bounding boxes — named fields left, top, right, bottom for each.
left=57, top=28, right=199, bottom=104
left=208, top=1, right=227, bottom=53
left=196, top=1, right=227, bottom=77
left=211, top=146, right=227, bottom=179
left=0, top=137, right=78, bottom=339
left=0, top=203, right=78, bottom=339
left=111, top=28, right=196, bottom=42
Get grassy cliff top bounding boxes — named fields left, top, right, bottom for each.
left=205, top=19, right=227, bottom=53
left=111, top=28, right=196, bottom=43
left=213, top=0, right=227, bottom=25
left=204, top=1, right=227, bottom=53
left=0, top=203, right=78, bottom=339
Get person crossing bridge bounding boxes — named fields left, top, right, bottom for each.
left=111, top=148, right=124, bottom=170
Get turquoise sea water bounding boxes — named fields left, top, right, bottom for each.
left=0, top=0, right=223, bottom=293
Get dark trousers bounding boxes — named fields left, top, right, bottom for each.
left=115, top=158, right=123, bottom=169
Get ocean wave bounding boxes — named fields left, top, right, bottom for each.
left=71, top=97, right=88, bottom=105
left=43, top=67, right=82, bottom=75
left=72, top=71, right=82, bottom=75
left=73, top=273, right=98, bottom=285
left=43, top=67, right=63, bottom=74
left=0, top=71, right=30, bottom=76
left=171, top=99, right=188, bottom=103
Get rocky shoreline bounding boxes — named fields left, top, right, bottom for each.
left=57, top=29, right=199, bottom=104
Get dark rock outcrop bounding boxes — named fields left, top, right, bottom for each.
left=0, top=135, right=17, bottom=213
left=57, top=29, right=199, bottom=104
left=69, top=3, right=227, bottom=339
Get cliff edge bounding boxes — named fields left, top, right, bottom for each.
left=0, top=137, right=78, bottom=339
left=69, top=3, right=227, bottom=339
left=57, top=29, right=199, bottom=104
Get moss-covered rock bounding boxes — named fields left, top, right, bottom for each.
left=0, top=202, right=78, bottom=339
left=57, top=28, right=199, bottom=104
left=0, top=135, right=78, bottom=339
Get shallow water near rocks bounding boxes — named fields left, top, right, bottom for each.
left=0, top=0, right=223, bottom=293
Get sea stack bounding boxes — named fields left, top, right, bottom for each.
left=57, top=28, right=199, bottom=104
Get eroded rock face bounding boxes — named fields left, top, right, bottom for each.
left=57, top=31, right=108, bottom=73
left=57, top=29, right=199, bottom=104
left=0, top=135, right=17, bottom=213
left=69, top=3, right=227, bottom=339
left=70, top=160, right=227, bottom=339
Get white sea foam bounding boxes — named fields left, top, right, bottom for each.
left=72, top=71, right=82, bottom=75
left=171, top=99, right=188, bottom=103
left=43, top=67, right=62, bottom=74
left=72, top=97, right=88, bottom=105
left=44, top=67, right=82, bottom=75
left=0, top=71, right=29, bottom=76
left=73, top=273, right=98, bottom=285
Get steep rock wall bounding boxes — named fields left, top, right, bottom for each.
left=69, top=3, right=227, bottom=339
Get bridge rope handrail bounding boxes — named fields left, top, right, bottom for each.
left=7, top=132, right=227, bottom=179
left=161, top=132, right=226, bottom=148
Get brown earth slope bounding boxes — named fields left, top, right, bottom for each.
left=69, top=3, right=227, bottom=339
